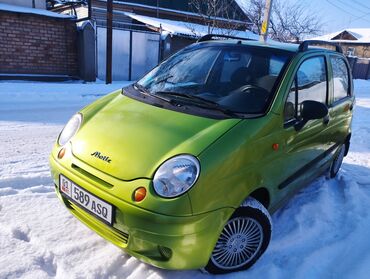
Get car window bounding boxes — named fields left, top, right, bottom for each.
left=138, top=45, right=291, bottom=115
left=139, top=48, right=221, bottom=87
left=284, top=56, right=328, bottom=121
left=331, top=56, right=350, bottom=102
left=270, top=55, right=286, bottom=76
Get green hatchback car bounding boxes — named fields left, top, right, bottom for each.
left=50, top=35, right=354, bottom=274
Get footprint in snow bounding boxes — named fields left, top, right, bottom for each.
left=12, top=228, right=31, bottom=242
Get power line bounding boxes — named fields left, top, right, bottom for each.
left=337, top=0, right=370, bottom=16
left=325, top=0, right=361, bottom=18
left=353, top=0, right=370, bottom=12
left=350, top=10, right=370, bottom=24
left=325, top=0, right=370, bottom=24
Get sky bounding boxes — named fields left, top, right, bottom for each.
left=237, top=0, right=370, bottom=36
left=309, top=0, right=370, bottom=33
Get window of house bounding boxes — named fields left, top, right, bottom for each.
left=331, top=56, right=350, bottom=102
left=347, top=47, right=356, bottom=57
left=284, top=56, right=328, bottom=121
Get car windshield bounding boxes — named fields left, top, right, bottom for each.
left=137, top=45, right=291, bottom=115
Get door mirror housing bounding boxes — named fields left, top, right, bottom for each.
left=295, top=100, right=328, bottom=131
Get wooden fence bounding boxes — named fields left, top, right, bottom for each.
left=347, top=57, right=370, bottom=80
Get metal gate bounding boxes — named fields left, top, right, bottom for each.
left=97, top=27, right=160, bottom=81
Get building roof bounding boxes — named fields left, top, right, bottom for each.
left=123, top=11, right=258, bottom=39
left=95, top=0, right=249, bottom=25
left=311, top=28, right=370, bottom=44
left=0, top=3, right=74, bottom=18
left=111, top=0, right=248, bottom=23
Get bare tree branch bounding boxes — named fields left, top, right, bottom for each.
left=241, top=0, right=323, bottom=42
left=188, top=0, right=246, bottom=35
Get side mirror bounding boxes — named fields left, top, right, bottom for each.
left=295, top=100, right=328, bottom=131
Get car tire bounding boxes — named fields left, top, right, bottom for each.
left=203, top=197, right=272, bottom=274
left=329, top=144, right=345, bottom=178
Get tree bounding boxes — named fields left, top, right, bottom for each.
left=239, top=0, right=323, bottom=42
left=188, top=0, right=247, bottom=35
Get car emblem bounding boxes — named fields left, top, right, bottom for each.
left=91, top=151, right=112, bottom=163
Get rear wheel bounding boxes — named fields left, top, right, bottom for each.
left=330, top=144, right=345, bottom=178
left=204, top=198, right=272, bottom=274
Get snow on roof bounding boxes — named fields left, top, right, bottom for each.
left=123, top=11, right=258, bottom=40
left=311, top=28, right=370, bottom=44
left=0, top=3, right=75, bottom=19
left=98, top=0, right=248, bottom=25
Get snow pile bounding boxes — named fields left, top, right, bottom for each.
left=0, top=80, right=370, bottom=278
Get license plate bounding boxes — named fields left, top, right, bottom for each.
left=59, top=174, right=114, bottom=225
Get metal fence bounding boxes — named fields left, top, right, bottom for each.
left=347, top=57, right=370, bottom=80
left=96, top=26, right=160, bottom=81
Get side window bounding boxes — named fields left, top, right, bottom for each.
left=284, top=56, right=328, bottom=122
left=331, top=56, right=350, bottom=102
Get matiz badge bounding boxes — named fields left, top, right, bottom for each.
left=91, top=151, right=112, bottom=163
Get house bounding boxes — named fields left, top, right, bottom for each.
left=50, top=0, right=254, bottom=81
left=312, top=29, right=370, bottom=58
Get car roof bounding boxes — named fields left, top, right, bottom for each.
left=199, top=39, right=341, bottom=55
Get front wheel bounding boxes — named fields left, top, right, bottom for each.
left=204, top=198, right=272, bottom=274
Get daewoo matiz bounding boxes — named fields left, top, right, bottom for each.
left=50, top=35, right=354, bottom=274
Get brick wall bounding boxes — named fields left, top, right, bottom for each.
left=0, top=11, right=78, bottom=76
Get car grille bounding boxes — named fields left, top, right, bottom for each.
left=71, top=163, right=113, bottom=188
left=65, top=198, right=129, bottom=247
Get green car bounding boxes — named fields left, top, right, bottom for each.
left=50, top=35, right=354, bottom=274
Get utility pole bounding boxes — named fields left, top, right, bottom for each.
left=106, top=0, right=113, bottom=84
left=259, top=0, right=273, bottom=42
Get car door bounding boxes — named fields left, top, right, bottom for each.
left=327, top=55, right=354, bottom=145
left=272, top=55, right=333, bottom=207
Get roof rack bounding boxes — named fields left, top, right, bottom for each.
left=298, top=40, right=343, bottom=53
left=197, top=34, right=257, bottom=43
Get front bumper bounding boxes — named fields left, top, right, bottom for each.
left=50, top=152, right=233, bottom=270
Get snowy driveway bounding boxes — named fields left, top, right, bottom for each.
left=0, top=80, right=370, bottom=279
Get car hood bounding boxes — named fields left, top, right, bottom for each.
left=71, top=92, right=240, bottom=181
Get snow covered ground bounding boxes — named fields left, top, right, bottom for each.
left=0, top=80, right=370, bottom=279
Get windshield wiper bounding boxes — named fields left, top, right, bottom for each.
left=133, top=83, right=174, bottom=104
left=155, top=91, right=239, bottom=118
left=153, top=74, right=174, bottom=85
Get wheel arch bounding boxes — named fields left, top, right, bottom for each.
left=344, top=133, right=351, bottom=156
left=248, top=187, right=270, bottom=210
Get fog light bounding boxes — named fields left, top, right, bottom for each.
left=58, top=148, right=66, bottom=159
left=158, top=245, right=172, bottom=260
left=133, top=187, right=146, bottom=202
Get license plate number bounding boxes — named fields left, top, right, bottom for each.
left=59, top=174, right=114, bottom=225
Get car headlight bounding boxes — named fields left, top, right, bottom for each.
left=153, top=155, right=200, bottom=198
left=58, top=113, right=82, bottom=146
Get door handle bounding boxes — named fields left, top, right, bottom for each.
left=323, top=115, right=330, bottom=125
